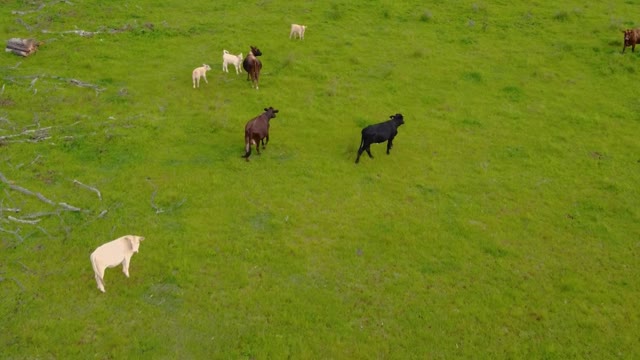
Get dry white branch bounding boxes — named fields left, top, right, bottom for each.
left=8, top=215, right=40, bottom=224
left=22, top=211, right=55, bottom=218
left=0, top=226, right=23, bottom=242
left=12, top=0, right=73, bottom=15
left=4, top=74, right=104, bottom=94
left=150, top=190, right=163, bottom=214
left=0, top=126, right=51, bottom=142
left=58, top=202, right=81, bottom=212
left=0, top=171, right=82, bottom=211
left=47, top=76, right=105, bottom=93
left=16, top=18, right=33, bottom=31
left=146, top=178, right=186, bottom=214
left=97, top=209, right=108, bottom=218
left=72, top=179, right=102, bottom=200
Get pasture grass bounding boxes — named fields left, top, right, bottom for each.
left=1, top=0, right=639, bottom=358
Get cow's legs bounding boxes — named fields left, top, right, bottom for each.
left=386, top=138, right=394, bottom=154
left=94, top=266, right=106, bottom=292
left=263, top=136, right=269, bottom=149
left=122, top=256, right=130, bottom=278
left=243, top=136, right=252, bottom=161
left=356, top=147, right=364, bottom=163
left=365, top=146, right=373, bottom=158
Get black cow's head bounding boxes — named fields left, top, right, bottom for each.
left=250, top=46, right=263, bottom=57
left=391, top=113, right=404, bottom=126
left=264, top=107, right=279, bottom=118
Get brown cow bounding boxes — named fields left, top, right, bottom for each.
left=242, top=46, right=263, bottom=89
left=622, top=29, right=640, bottom=53
left=243, top=107, right=279, bottom=161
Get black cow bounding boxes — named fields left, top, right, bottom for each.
left=355, top=113, right=405, bottom=164
left=242, top=46, right=263, bottom=89
left=243, top=107, right=279, bottom=161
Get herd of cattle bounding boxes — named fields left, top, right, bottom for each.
left=191, top=23, right=408, bottom=164
left=90, top=26, right=640, bottom=293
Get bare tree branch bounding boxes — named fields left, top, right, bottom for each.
left=0, top=226, right=23, bottom=242
left=72, top=179, right=102, bottom=200
left=8, top=216, right=41, bottom=224
left=12, top=0, right=73, bottom=15
left=145, top=178, right=186, bottom=214
left=0, top=171, right=82, bottom=211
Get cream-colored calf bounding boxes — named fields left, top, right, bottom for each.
left=192, top=64, right=211, bottom=88
left=290, top=24, right=306, bottom=39
left=90, top=235, right=145, bottom=293
left=222, top=50, right=243, bottom=74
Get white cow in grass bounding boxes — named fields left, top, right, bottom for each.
left=192, top=64, right=211, bottom=88
left=90, top=235, right=145, bottom=293
left=289, top=24, right=306, bottom=39
left=222, top=50, right=243, bottom=74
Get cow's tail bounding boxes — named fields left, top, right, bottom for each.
left=358, top=133, right=365, bottom=152
left=243, top=133, right=252, bottom=159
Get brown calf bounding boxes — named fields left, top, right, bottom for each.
left=242, top=46, right=263, bottom=89
left=243, top=107, right=279, bottom=161
left=622, top=28, right=640, bottom=53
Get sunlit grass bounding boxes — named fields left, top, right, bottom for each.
left=1, top=0, right=639, bottom=358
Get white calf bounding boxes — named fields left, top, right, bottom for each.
left=192, top=64, right=211, bottom=88
left=90, top=235, right=145, bottom=293
left=290, top=24, right=306, bottom=40
left=222, top=50, right=243, bottom=74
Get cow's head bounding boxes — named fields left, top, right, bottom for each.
left=250, top=46, right=262, bottom=57
left=264, top=107, right=279, bottom=119
left=391, top=113, right=404, bottom=126
left=128, top=235, right=144, bottom=253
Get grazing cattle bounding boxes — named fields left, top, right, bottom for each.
left=242, top=46, right=263, bottom=89
left=243, top=107, right=279, bottom=161
left=192, top=64, right=211, bottom=88
left=355, top=113, right=405, bottom=164
left=622, top=29, right=640, bottom=53
left=290, top=24, right=307, bottom=39
left=90, top=235, right=145, bottom=293
left=222, top=50, right=243, bottom=74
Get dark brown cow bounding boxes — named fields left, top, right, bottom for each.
left=242, top=46, right=263, bottom=89
left=622, top=29, right=640, bottom=53
left=243, top=107, right=279, bottom=161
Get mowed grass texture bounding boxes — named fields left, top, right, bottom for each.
left=1, top=0, right=639, bottom=358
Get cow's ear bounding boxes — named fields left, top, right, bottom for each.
left=274, top=110, right=279, bottom=113
left=264, top=108, right=269, bottom=111
left=139, top=236, right=145, bottom=242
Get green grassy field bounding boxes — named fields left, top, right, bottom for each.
left=1, top=0, right=639, bottom=358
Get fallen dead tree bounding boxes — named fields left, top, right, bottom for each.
left=5, top=38, right=40, bottom=57
left=2, top=74, right=105, bottom=95
left=0, top=171, right=82, bottom=212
